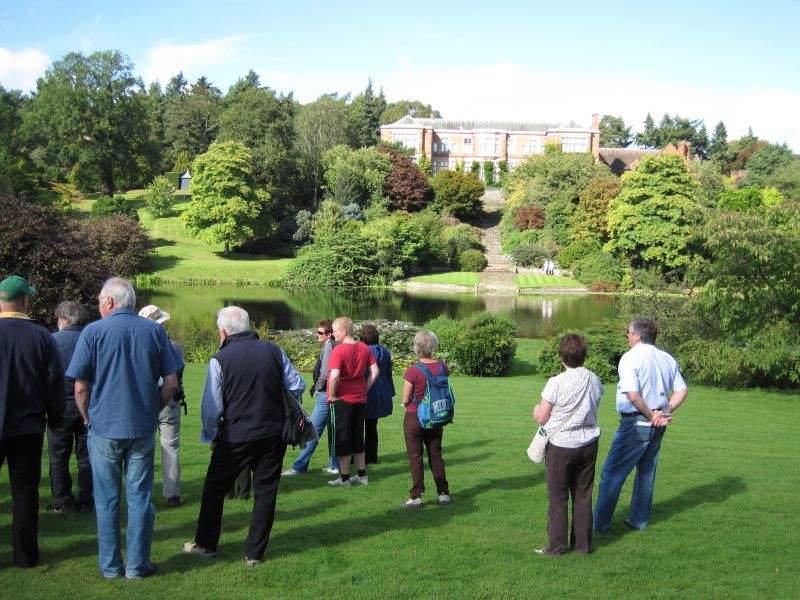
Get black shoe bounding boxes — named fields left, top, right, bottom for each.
left=167, top=496, right=184, bottom=508
left=126, top=563, right=157, bottom=579
left=46, top=503, right=70, bottom=514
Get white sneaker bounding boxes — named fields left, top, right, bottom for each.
left=402, top=497, right=423, bottom=509
left=321, top=467, right=340, bottom=475
left=351, top=475, right=368, bottom=486
left=281, top=468, right=301, bottom=477
left=438, top=494, right=452, bottom=505
left=327, top=477, right=351, bottom=487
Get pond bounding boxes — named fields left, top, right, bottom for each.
left=141, top=285, right=619, bottom=339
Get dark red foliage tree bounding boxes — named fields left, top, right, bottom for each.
left=513, top=205, right=546, bottom=230
left=377, top=147, right=433, bottom=212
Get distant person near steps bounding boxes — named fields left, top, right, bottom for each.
left=593, top=317, right=688, bottom=532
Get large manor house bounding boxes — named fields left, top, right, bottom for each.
left=380, top=113, right=691, bottom=178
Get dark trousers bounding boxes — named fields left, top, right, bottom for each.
left=365, top=418, right=379, bottom=464
left=0, top=433, right=44, bottom=567
left=227, top=467, right=251, bottom=499
left=545, top=440, right=598, bottom=555
left=195, top=436, right=286, bottom=560
left=403, top=412, right=448, bottom=499
left=48, top=402, right=93, bottom=509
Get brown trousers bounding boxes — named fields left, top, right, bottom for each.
left=544, top=439, right=598, bottom=555
left=403, top=412, right=449, bottom=499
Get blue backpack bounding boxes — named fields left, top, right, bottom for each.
left=414, top=361, right=455, bottom=429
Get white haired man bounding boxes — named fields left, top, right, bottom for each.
left=183, top=306, right=305, bottom=566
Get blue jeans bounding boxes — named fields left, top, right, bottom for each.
left=88, top=431, right=156, bottom=578
left=593, top=416, right=666, bottom=531
left=291, top=392, right=339, bottom=473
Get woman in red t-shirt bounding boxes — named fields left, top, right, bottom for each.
left=400, top=329, right=451, bottom=509
left=327, top=317, right=378, bottom=487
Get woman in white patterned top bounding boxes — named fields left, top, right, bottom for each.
left=532, top=333, right=604, bottom=556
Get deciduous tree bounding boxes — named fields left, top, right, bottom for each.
left=376, top=147, right=432, bottom=211
left=605, top=154, right=702, bottom=273
left=182, top=141, right=272, bottom=253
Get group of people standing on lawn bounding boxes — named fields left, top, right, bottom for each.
left=1, top=270, right=687, bottom=577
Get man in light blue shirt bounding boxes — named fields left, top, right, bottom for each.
left=594, top=317, right=688, bottom=532
left=67, top=278, right=183, bottom=579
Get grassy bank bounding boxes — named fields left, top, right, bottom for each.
left=404, top=272, right=480, bottom=286
left=1, top=339, right=797, bottom=598
left=515, top=274, right=584, bottom=288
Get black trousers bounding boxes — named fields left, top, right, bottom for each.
left=0, top=433, right=44, bottom=567
left=364, top=418, right=379, bottom=464
left=544, top=440, right=598, bottom=555
left=48, top=402, right=93, bottom=509
left=194, top=436, right=286, bottom=560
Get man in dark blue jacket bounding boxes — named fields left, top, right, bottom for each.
left=0, top=275, right=66, bottom=568
left=47, top=301, right=93, bottom=513
left=183, top=306, right=305, bottom=566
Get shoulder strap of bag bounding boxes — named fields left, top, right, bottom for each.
left=412, top=361, right=434, bottom=405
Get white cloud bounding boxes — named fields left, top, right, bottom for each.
left=0, top=47, right=51, bottom=92
left=143, top=35, right=250, bottom=86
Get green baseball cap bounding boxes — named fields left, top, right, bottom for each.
left=0, top=275, right=37, bottom=300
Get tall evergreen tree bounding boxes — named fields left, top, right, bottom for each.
left=599, top=115, right=633, bottom=148
left=709, top=121, right=732, bottom=165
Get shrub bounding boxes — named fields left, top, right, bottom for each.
left=292, top=210, right=313, bottom=244
left=513, top=205, right=546, bottom=231
left=457, top=249, right=487, bottom=272
left=557, top=239, right=601, bottom=269
left=361, top=213, right=427, bottom=281
left=164, top=171, right=181, bottom=189
left=450, top=311, right=517, bottom=376
left=282, top=230, right=376, bottom=287
left=443, top=223, right=483, bottom=267
left=572, top=250, right=623, bottom=287
left=90, top=195, right=138, bottom=219
left=80, top=214, right=153, bottom=278
left=145, top=175, right=176, bottom=217
left=423, top=315, right=461, bottom=356
left=511, top=243, right=550, bottom=268
left=538, top=318, right=629, bottom=383
left=483, top=161, right=495, bottom=186
left=431, top=170, right=484, bottom=220
left=377, top=146, right=433, bottom=212
left=341, top=202, right=364, bottom=222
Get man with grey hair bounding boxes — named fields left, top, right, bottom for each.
left=47, top=301, right=94, bottom=514
left=594, top=316, right=688, bottom=532
left=183, top=306, right=305, bottom=566
left=67, top=277, right=183, bottom=579
left=0, top=275, right=66, bottom=568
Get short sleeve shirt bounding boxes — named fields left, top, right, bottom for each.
left=403, top=360, right=449, bottom=414
left=616, top=342, right=687, bottom=413
left=66, top=309, right=184, bottom=438
left=328, top=341, right=375, bottom=404
left=541, top=366, right=604, bottom=448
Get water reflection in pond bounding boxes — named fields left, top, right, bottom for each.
left=140, top=285, right=618, bottom=339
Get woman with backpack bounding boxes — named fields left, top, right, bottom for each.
left=400, top=330, right=451, bottom=509
left=359, top=324, right=395, bottom=465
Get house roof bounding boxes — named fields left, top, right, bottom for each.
left=382, top=115, right=583, bottom=131
left=598, top=147, right=660, bottom=173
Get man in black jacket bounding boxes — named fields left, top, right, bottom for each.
left=0, top=275, right=66, bottom=567
left=47, top=301, right=93, bottom=513
left=183, top=306, right=305, bottom=566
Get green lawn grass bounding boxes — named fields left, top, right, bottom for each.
left=405, top=272, right=479, bottom=286
left=1, top=339, right=797, bottom=598
left=515, top=274, right=584, bottom=288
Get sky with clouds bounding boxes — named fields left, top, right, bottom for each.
left=2, top=0, right=799, bottom=150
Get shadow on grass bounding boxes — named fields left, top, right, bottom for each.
left=593, top=475, right=747, bottom=550
left=152, top=237, right=178, bottom=248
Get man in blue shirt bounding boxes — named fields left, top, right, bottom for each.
left=594, top=317, right=688, bottom=532
left=183, top=306, right=304, bottom=566
left=67, top=277, right=183, bottom=579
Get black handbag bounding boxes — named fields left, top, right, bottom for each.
left=281, top=387, right=317, bottom=448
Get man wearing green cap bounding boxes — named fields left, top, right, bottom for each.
left=0, top=274, right=66, bottom=568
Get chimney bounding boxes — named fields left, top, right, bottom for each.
left=676, top=140, right=691, bottom=161
left=591, top=113, right=600, bottom=129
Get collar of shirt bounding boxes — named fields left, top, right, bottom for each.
left=0, top=312, right=31, bottom=319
